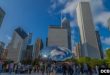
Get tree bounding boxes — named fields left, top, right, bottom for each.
left=89, top=59, right=106, bottom=68
left=77, top=57, right=106, bottom=68
left=78, top=57, right=91, bottom=64
left=106, top=49, right=110, bottom=58
left=106, top=49, right=110, bottom=67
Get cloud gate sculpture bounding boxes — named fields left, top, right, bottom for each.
left=40, top=46, right=73, bottom=61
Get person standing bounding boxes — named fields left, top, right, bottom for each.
left=47, top=63, right=51, bottom=75
left=40, top=62, right=45, bottom=75
left=83, top=63, right=89, bottom=75
left=9, top=62, right=14, bottom=74
left=72, top=63, right=76, bottom=75
left=50, top=62, right=56, bottom=75
left=62, top=63, right=67, bottom=75
left=95, top=65, right=99, bottom=75
left=68, top=64, right=74, bottom=75
left=52, top=63, right=56, bottom=75
left=0, top=61, right=3, bottom=75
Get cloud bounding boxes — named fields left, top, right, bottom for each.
left=101, top=37, right=110, bottom=46
left=50, top=0, right=67, bottom=10
left=6, top=35, right=11, bottom=41
left=70, top=20, right=78, bottom=28
left=94, top=12, right=110, bottom=27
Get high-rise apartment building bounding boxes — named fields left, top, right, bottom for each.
left=7, top=27, right=29, bottom=62
left=76, top=1, right=101, bottom=58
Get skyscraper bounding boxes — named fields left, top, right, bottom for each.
left=0, top=7, right=5, bottom=27
left=7, top=27, right=29, bottom=62
left=48, top=26, right=68, bottom=48
left=76, top=1, right=101, bottom=58
left=62, top=17, right=72, bottom=50
left=46, top=37, right=48, bottom=47
left=33, top=38, right=43, bottom=59
left=108, top=18, right=110, bottom=30
left=27, top=33, right=33, bottom=44
left=1, top=48, right=8, bottom=60
left=0, top=41, right=5, bottom=59
left=74, top=43, right=81, bottom=59
left=23, top=45, right=33, bottom=61
left=96, top=31, right=104, bottom=59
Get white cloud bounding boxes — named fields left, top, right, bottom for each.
left=94, top=12, right=110, bottom=27
left=70, top=20, right=77, bottom=28
left=61, top=0, right=78, bottom=17
left=50, top=0, right=67, bottom=10
left=101, top=37, right=110, bottom=46
left=7, top=35, right=11, bottom=41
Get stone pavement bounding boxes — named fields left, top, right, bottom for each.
left=0, top=73, right=98, bottom=75
left=0, top=73, right=62, bottom=75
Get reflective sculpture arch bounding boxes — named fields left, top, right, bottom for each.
left=40, top=46, right=73, bottom=61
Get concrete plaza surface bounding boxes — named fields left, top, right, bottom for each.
left=0, top=73, right=98, bottom=75
left=0, top=73, right=62, bottom=75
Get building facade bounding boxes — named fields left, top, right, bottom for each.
left=62, top=18, right=72, bottom=50
left=1, top=48, right=8, bottom=60
left=0, top=41, right=5, bottom=59
left=7, top=27, right=29, bottom=62
left=108, top=18, right=110, bottom=31
left=23, top=45, right=33, bottom=61
left=96, top=31, right=104, bottom=59
left=33, top=38, right=43, bottom=59
left=0, top=7, right=5, bottom=27
left=74, top=43, right=81, bottom=59
left=48, top=26, right=68, bottom=49
left=76, top=1, right=101, bottom=58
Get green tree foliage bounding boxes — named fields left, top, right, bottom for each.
left=106, top=49, right=110, bottom=58
left=106, top=49, right=110, bottom=67
left=77, top=57, right=106, bottom=68
left=65, top=58, right=78, bottom=63
left=78, top=57, right=91, bottom=64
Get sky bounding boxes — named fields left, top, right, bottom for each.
left=0, top=0, right=110, bottom=51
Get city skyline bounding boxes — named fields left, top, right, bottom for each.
left=0, top=0, right=110, bottom=51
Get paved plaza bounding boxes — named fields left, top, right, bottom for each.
left=0, top=73, right=98, bottom=75
left=0, top=73, right=62, bottom=75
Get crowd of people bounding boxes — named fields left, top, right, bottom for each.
left=0, top=60, right=109, bottom=75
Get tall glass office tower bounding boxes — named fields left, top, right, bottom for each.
left=76, top=1, right=101, bottom=58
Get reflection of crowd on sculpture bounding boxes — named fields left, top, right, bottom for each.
left=0, top=60, right=109, bottom=75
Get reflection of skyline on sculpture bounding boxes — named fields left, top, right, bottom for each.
left=40, top=46, right=73, bottom=61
